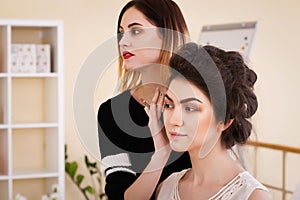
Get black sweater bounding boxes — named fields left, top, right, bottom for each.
left=98, top=90, right=191, bottom=200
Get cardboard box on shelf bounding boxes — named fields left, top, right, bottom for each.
left=11, top=44, right=51, bottom=73
left=36, top=44, right=51, bottom=73
left=11, top=44, right=36, bottom=73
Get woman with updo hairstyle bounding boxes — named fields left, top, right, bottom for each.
left=145, top=42, right=272, bottom=199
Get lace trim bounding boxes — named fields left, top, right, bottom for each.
left=209, top=171, right=247, bottom=200
left=173, top=171, right=266, bottom=200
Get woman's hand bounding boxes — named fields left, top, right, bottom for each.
left=142, top=88, right=170, bottom=151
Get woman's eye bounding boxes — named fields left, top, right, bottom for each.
left=131, top=29, right=141, bottom=35
left=185, top=106, right=198, bottom=112
left=118, top=31, right=124, bottom=39
left=164, top=103, right=173, bottom=109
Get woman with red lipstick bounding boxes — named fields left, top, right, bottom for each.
left=97, top=0, right=191, bottom=199
left=148, top=43, right=272, bottom=199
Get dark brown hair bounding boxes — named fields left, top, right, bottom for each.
left=117, top=0, right=190, bottom=91
left=169, top=42, right=258, bottom=148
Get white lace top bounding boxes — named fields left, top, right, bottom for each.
left=156, top=169, right=268, bottom=200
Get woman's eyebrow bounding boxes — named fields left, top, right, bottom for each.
left=165, top=94, right=202, bottom=104
left=128, top=22, right=143, bottom=28
left=119, top=22, right=143, bottom=30
left=180, top=97, right=203, bottom=104
left=165, top=94, right=174, bottom=102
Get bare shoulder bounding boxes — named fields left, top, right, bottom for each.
left=155, top=181, right=165, bottom=199
left=249, top=189, right=273, bottom=200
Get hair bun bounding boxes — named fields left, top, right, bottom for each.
left=204, top=45, right=258, bottom=148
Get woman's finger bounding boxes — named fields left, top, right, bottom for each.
left=156, top=91, right=164, bottom=116
left=141, top=98, right=150, bottom=109
left=143, top=104, right=150, bottom=116
left=151, top=88, right=160, bottom=106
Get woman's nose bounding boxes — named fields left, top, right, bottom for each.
left=119, top=32, right=131, bottom=47
left=169, top=107, right=183, bottom=127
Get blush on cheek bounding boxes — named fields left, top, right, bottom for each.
left=188, top=115, right=214, bottom=149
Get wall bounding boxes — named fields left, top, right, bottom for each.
left=1, top=0, right=300, bottom=199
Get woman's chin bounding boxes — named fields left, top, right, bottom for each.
left=170, top=142, right=188, bottom=152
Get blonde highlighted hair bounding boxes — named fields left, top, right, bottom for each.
left=117, top=0, right=190, bottom=92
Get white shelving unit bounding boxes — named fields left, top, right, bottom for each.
left=0, top=19, right=64, bottom=200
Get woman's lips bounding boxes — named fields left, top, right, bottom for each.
left=169, top=132, right=187, bottom=139
left=123, top=51, right=135, bottom=59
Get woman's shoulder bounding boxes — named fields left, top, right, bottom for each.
left=98, top=90, right=132, bottom=113
left=99, top=90, right=131, bottom=106
left=160, top=169, right=190, bottom=189
left=240, top=171, right=268, bottom=190
left=248, top=189, right=272, bottom=200
left=156, top=169, right=189, bottom=200
left=239, top=171, right=272, bottom=199
left=97, top=90, right=147, bottom=127
left=210, top=171, right=271, bottom=200
left=167, top=168, right=189, bottom=180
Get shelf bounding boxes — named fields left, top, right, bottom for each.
left=12, top=128, right=59, bottom=172
left=0, top=73, right=8, bottom=77
left=11, top=77, right=58, bottom=123
left=0, top=175, right=9, bottom=180
left=0, top=124, right=8, bottom=129
left=11, top=122, right=58, bottom=129
left=13, top=177, right=59, bottom=200
left=1, top=73, right=58, bottom=78
left=12, top=169, right=59, bottom=179
left=11, top=25, right=61, bottom=74
left=0, top=19, right=64, bottom=199
left=11, top=73, right=58, bottom=78
left=1, top=19, right=63, bottom=27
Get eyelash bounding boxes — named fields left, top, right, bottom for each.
left=164, top=103, right=199, bottom=112
left=164, top=103, right=173, bottom=109
left=131, top=29, right=141, bottom=35
left=119, top=28, right=142, bottom=38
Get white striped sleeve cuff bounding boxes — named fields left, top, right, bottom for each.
left=101, top=153, right=136, bottom=177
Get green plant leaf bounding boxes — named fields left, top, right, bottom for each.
left=84, top=186, right=94, bottom=194
left=90, top=162, right=97, bottom=168
left=84, top=155, right=90, bottom=167
left=65, top=162, right=70, bottom=172
left=76, top=174, right=84, bottom=185
left=100, top=193, right=107, bottom=199
left=89, top=170, right=97, bottom=175
left=68, top=162, right=78, bottom=179
left=65, top=145, right=68, bottom=160
left=85, top=155, right=97, bottom=168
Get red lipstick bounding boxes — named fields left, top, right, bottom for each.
left=169, top=132, right=187, bottom=139
left=123, top=51, right=134, bottom=59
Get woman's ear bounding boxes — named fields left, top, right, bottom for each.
left=218, top=119, right=234, bottom=132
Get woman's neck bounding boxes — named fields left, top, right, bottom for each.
left=131, top=64, right=166, bottom=105
left=140, top=63, right=164, bottom=85
left=186, top=143, right=244, bottom=187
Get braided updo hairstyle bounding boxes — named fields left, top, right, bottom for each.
left=168, top=42, right=258, bottom=149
